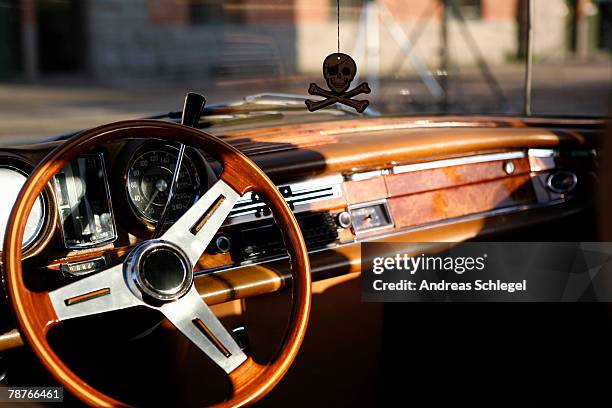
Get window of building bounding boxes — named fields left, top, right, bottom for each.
left=453, top=0, right=482, bottom=20
left=190, top=2, right=223, bottom=25
left=189, top=1, right=232, bottom=25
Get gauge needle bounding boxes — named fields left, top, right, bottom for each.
left=143, top=190, right=159, bottom=213
left=144, top=179, right=168, bottom=212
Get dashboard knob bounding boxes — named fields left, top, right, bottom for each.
left=337, top=211, right=352, bottom=229
left=503, top=161, right=516, bottom=175
left=214, top=235, right=232, bottom=254
left=547, top=171, right=577, bottom=194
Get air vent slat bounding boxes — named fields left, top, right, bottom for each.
left=226, top=176, right=343, bottom=224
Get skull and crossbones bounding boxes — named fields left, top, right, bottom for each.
left=305, top=53, right=370, bottom=113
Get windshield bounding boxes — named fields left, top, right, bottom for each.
left=0, top=0, right=610, bottom=144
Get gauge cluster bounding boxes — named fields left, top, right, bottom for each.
left=0, top=141, right=214, bottom=257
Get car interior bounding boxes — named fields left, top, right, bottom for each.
left=0, top=0, right=611, bottom=407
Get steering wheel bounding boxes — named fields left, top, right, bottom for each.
left=2, top=120, right=312, bottom=407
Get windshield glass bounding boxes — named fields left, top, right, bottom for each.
left=0, top=0, right=610, bottom=144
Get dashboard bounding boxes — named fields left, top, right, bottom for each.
left=0, top=115, right=602, bottom=304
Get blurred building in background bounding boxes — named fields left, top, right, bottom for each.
left=0, top=0, right=610, bottom=82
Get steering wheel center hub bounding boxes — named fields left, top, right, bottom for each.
left=126, top=240, right=193, bottom=302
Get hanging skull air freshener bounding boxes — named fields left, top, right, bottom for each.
left=305, top=53, right=370, bottom=113
left=306, top=1, right=370, bottom=113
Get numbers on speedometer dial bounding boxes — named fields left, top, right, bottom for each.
left=126, top=146, right=202, bottom=223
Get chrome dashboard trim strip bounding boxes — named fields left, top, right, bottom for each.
left=347, top=169, right=390, bottom=181
left=347, top=149, right=582, bottom=180
left=527, top=149, right=557, bottom=172
left=392, top=151, right=526, bottom=174
left=527, top=148, right=557, bottom=158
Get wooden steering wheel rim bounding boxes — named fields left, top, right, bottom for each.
left=2, top=120, right=312, bottom=407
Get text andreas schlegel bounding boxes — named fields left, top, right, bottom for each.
left=370, top=253, right=527, bottom=293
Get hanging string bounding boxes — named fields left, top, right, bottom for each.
left=337, top=0, right=340, bottom=53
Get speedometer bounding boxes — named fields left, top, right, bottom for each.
left=126, top=145, right=202, bottom=223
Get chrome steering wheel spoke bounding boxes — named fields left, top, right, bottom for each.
left=48, top=264, right=142, bottom=322
left=160, top=287, right=247, bottom=374
left=161, top=178, right=241, bottom=266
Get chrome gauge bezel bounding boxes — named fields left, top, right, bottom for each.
left=0, top=154, right=57, bottom=259
left=0, top=165, right=46, bottom=248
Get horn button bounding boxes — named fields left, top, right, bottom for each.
left=126, top=240, right=193, bottom=302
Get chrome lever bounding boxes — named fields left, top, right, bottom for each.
left=153, top=92, right=206, bottom=238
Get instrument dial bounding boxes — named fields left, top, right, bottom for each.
left=349, top=202, right=393, bottom=233
left=0, top=166, right=45, bottom=248
left=126, top=146, right=202, bottom=223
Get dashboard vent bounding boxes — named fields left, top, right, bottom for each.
left=226, top=174, right=343, bottom=223
left=236, top=212, right=339, bottom=261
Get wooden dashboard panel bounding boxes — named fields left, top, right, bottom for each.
left=388, top=174, right=534, bottom=229
left=343, top=177, right=387, bottom=203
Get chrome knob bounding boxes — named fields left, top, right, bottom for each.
left=215, top=235, right=232, bottom=254
left=547, top=171, right=577, bottom=194
left=503, top=161, right=515, bottom=175
left=337, top=211, right=352, bottom=229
